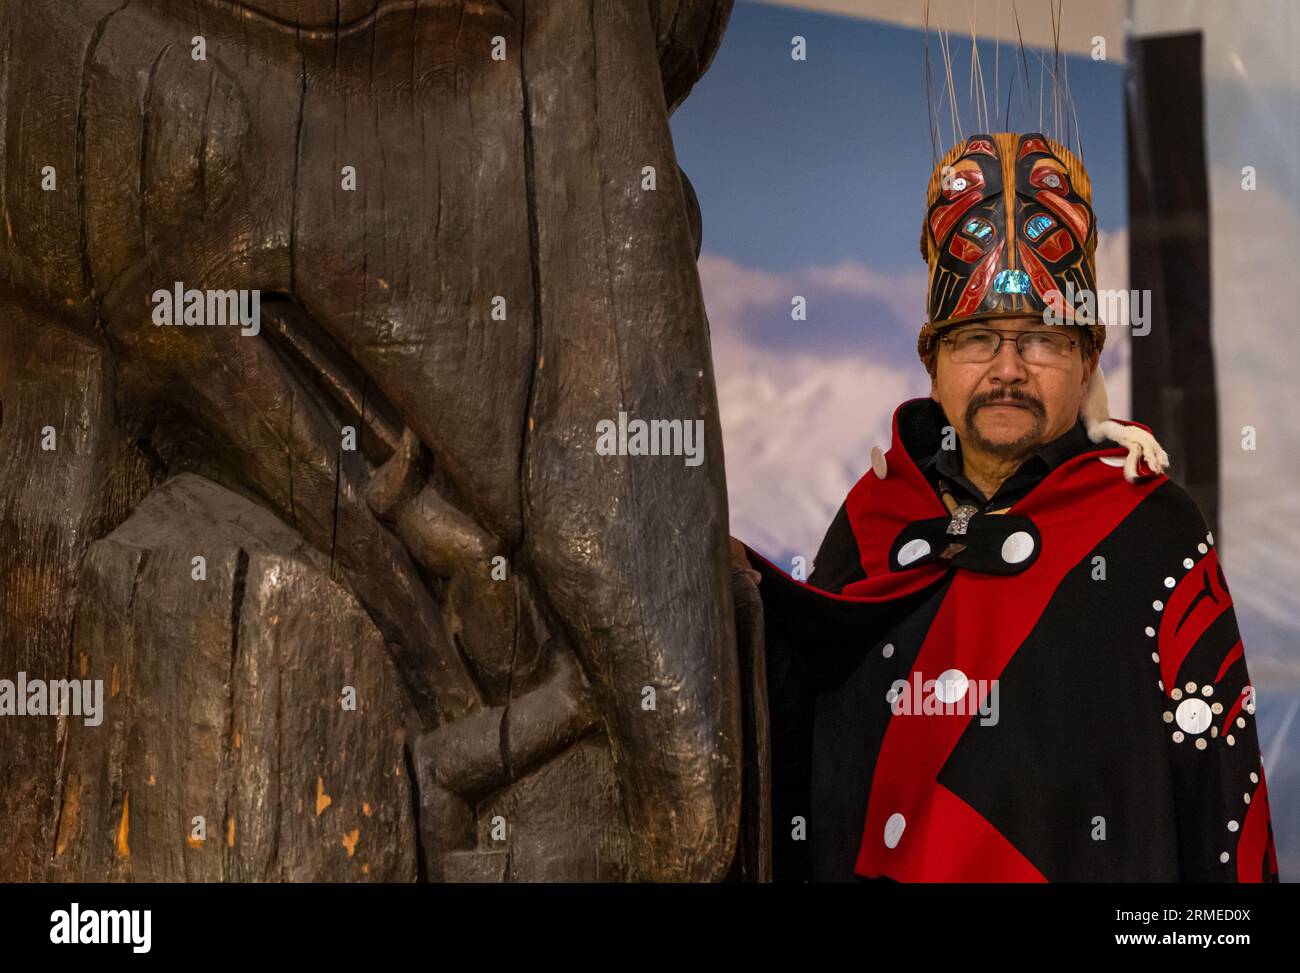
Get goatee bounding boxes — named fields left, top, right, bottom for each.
left=964, top=391, right=1046, bottom=460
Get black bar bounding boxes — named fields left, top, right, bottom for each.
left=1126, top=31, right=1220, bottom=542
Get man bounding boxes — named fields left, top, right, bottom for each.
left=731, top=131, right=1279, bottom=882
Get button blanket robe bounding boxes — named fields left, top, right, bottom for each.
left=747, top=397, right=1280, bottom=883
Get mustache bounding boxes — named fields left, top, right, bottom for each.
left=967, top=389, right=1044, bottom=417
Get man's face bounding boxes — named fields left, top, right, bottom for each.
left=929, top=316, right=1095, bottom=460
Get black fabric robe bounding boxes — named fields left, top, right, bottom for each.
left=748, top=397, right=1280, bottom=882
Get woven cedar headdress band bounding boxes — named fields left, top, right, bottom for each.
left=917, top=131, right=1105, bottom=373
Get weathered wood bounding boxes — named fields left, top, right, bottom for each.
left=1, top=0, right=743, bottom=881
left=49, top=474, right=418, bottom=881
left=727, top=569, right=772, bottom=882
left=0, top=313, right=156, bottom=881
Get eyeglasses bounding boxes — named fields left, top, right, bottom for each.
left=938, top=326, right=1079, bottom=365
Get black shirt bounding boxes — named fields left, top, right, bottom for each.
left=919, top=414, right=1098, bottom=511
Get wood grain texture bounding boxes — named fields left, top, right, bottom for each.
left=1, top=0, right=751, bottom=881
left=49, top=474, right=418, bottom=881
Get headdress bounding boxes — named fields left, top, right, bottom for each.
left=914, top=4, right=1167, bottom=480
left=916, top=131, right=1105, bottom=372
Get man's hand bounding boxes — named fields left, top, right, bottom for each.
left=729, top=536, right=761, bottom=585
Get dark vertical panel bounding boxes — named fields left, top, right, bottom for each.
left=1125, top=31, right=1219, bottom=540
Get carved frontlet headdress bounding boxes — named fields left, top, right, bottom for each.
left=916, top=131, right=1105, bottom=373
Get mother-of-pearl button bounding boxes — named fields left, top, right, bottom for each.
left=1001, top=530, right=1035, bottom=564
left=897, top=538, right=931, bottom=566
left=884, top=812, right=906, bottom=848
left=1175, top=698, right=1213, bottom=735
left=935, top=668, right=969, bottom=703
left=871, top=446, right=888, bottom=479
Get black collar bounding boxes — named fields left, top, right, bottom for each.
left=914, top=399, right=1102, bottom=505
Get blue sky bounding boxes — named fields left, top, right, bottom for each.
left=670, top=2, right=1127, bottom=276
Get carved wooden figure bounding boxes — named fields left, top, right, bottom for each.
left=0, top=0, right=760, bottom=883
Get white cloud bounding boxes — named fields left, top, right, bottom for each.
left=701, top=252, right=928, bottom=562
left=1204, top=161, right=1300, bottom=636
left=716, top=344, right=922, bottom=563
